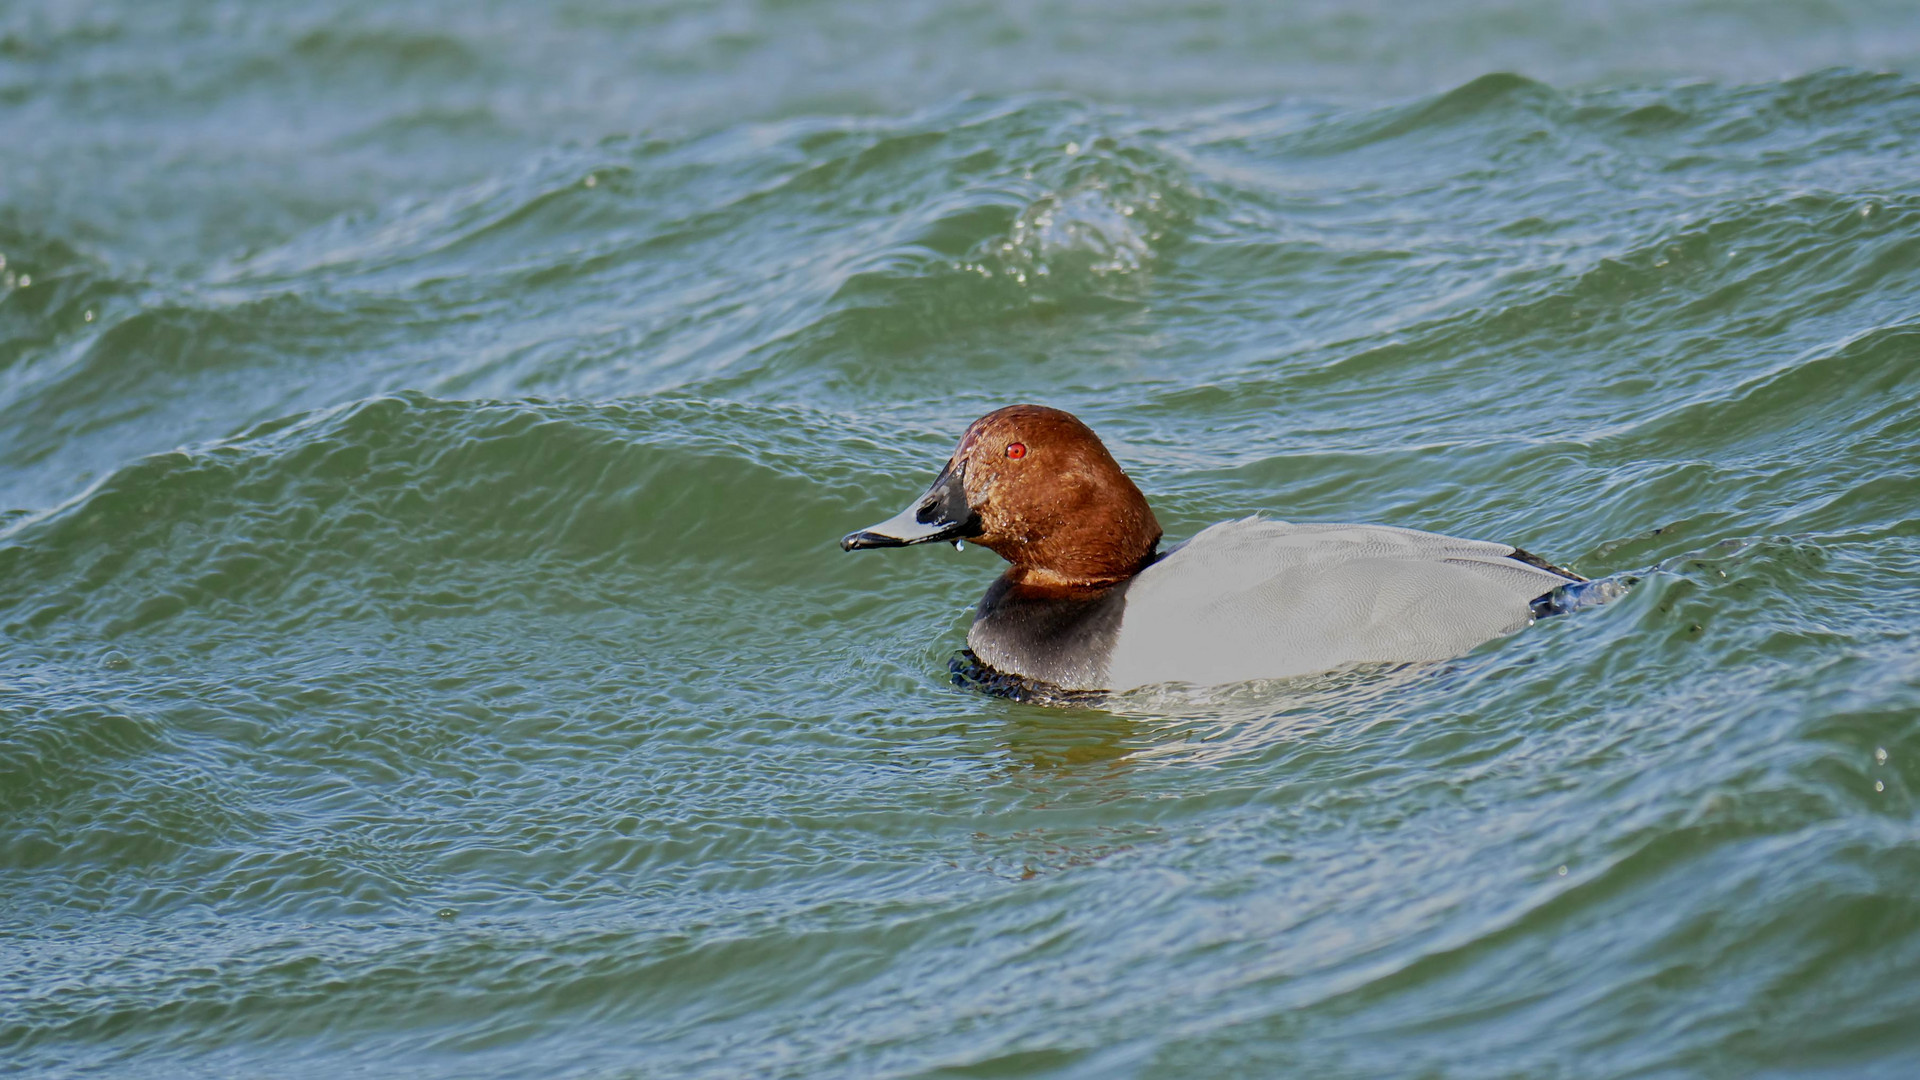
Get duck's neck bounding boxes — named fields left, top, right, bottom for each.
left=1001, top=543, right=1161, bottom=594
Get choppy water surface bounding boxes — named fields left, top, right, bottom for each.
left=5, top=2, right=1920, bottom=1076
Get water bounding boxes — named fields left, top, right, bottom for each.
left=5, top=2, right=1920, bottom=1076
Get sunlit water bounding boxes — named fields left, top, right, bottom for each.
left=4, top=3, right=1920, bottom=1077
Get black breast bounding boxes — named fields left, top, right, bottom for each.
left=968, top=574, right=1134, bottom=690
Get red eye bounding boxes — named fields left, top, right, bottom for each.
left=1005, top=442, right=1027, bottom=459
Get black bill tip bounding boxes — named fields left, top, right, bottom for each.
left=840, top=530, right=906, bottom=552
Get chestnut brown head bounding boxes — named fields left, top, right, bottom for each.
left=840, top=405, right=1162, bottom=588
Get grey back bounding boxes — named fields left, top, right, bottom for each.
left=1103, top=518, right=1572, bottom=691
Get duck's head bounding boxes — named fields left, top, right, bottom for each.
left=840, top=405, right=1162, bottom=588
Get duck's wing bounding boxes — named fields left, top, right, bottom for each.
left=1104, top=518, right=1577, bottom=690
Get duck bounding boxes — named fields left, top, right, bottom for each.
left=840, top=404, right=1588, bottom=693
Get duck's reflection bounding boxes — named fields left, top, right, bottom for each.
left=955, top=651, right=1501, bottom=879
left=970, top=650, right=1476, bottom=772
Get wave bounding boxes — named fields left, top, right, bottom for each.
left=0, top=393, right=887, bottom=645
left=0, top=222, right=135, bottom=376
left=208, top=97, right=1208, bottom=388
left=1209, top=68, right=1920, bottom=159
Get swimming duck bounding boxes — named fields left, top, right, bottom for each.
left=840, top=404, right=1585, bottom=692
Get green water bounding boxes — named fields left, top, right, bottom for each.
left=5, top=2, right=1920, bottom=1076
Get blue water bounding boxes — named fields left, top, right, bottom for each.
left=4, top=3, right=1920, bottom=1077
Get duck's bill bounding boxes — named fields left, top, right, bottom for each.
left=840, top=461, right=981, bottom=551
left=839, top=505, right=973, bottom=550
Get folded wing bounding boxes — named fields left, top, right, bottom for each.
left=1105, top=518, right=1576, bottom=690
